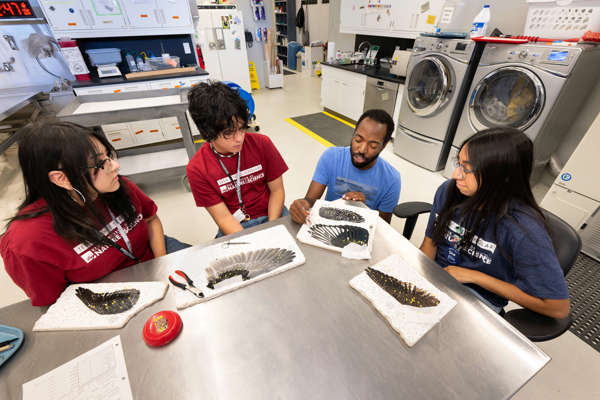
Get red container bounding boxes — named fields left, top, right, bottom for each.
left=58, top=39, right=91, bottom=81
left=142, top=310, right=183, bottom=347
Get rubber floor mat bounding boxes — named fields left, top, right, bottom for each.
left=567, top=253, right=600, bottom=352
left=291, top=112, right=355, bottom=147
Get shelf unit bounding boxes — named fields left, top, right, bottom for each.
left=273, top=0, right=296, bottom=66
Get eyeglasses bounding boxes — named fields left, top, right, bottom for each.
left=453, top=158, right=474, bottom=177
left=89, top=152, right=117, bottom=170
left=221, top=125, right=248, bottom=140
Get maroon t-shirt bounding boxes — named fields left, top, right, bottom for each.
left=186, top=133, right=288, bottom=219
left=0, top=178, right=157, bottom=306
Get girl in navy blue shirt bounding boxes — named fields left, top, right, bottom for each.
left=420, top=128, right=570, bottom=318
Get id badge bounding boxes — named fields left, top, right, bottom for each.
left=233, top=208, right=246, bottom=223
left=448, top=246, right=459, bottom=264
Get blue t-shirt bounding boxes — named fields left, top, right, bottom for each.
left=312, top=146, right=401, bottom=213
left=425, top=180, right=569, bottom=308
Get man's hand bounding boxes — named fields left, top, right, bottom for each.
left=444, top=265, right=480, bottom=284
left=342, top=191, right=366, bottom=202
left=290, top=198, right=312, bottom=224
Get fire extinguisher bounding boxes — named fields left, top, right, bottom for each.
left=58, top=38, right=91, bottom=81
left=196, top=44, right=205, bottom=70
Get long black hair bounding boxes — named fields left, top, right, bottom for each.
left=7, top=122, right=137, bottom=246
left=431, top=127, right=545, bottom=252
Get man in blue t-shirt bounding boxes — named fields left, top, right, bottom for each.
left=290, top=109, right=401, bottom=223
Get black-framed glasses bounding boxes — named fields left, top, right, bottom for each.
left=453, top=158, right=474, bottom=177
left=89, top=152, right=117, bottom=170
left=221, top=124, right=249, bottom=140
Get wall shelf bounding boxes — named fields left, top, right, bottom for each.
left=272, top=0, right=296, bottom=67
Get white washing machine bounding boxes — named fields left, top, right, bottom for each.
left=444, top=42, right=600, bottom=177
left=393, top=36, right=484, bottom=171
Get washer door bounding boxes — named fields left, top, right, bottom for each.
left=406, top=56, right=452, bottom=117
left=469, top=66, right=545, bottom=131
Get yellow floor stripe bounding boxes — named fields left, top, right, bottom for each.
left=285, top=118, right=335, bottom=148
left=322, top=111, right=356, bottom=129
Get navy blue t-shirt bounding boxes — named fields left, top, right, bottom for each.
left=425, top=180, right=569, bottom=308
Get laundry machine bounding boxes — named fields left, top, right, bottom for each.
left=444, top=42, right=600, bottom=178
left=393, top=36, right=484, bottom=171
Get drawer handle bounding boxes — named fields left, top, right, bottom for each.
left=140, top=14, right=148, bottom=18
left=68, top=22, right=77, bottom=26
left=149, top=129, right=159, bottom=133
left=135, top=130, right=144, bottom=134
left=111, top=138, right=122, bottom=142
left=172, top=15, right=180, bottom=19
left=113, top=89, right=121, bottom=93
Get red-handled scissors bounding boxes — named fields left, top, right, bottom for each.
left=169, top=270, right=204, bottom=298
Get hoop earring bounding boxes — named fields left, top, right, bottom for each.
left=72, top=187, right=86, bottom=204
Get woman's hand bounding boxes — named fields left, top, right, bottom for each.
left=444, top=265, right=480, bottom=284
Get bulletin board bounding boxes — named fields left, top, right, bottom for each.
left=340, top=0, right=445, bottom=39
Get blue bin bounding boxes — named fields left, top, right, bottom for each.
left=223, top=81, right=255, bottom=119
left=287, top=42, right=304, bottom=70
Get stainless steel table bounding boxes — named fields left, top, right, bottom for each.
left=0, top=217, right=550, bottom=400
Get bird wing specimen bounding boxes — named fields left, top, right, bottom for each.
left=75, top=287, right=140, bottom=314
left=205, top=248, right=296, bottom=289
left=365, top=267, right=440, bottom=307
left=308, top=224, right=369, bottom=248
left=318, top=207, right=365, bottom=223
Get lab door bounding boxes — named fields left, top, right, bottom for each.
left=39, top=0, right=90, bottom=30
left=121, top=0, right=159, bottom=28
left=196, top=10, right=223, bottom=81
left=160, top=0, right=192, bottom=27
left=211, top=10, right=251, bottom=92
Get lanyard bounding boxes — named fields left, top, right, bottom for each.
left=105, top=208, right=139, bottom=262
left=211, top=144, right=244, bottom=210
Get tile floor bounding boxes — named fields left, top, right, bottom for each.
left=0, top=73, right=599, bottom=398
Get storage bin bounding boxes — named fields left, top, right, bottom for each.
left=85, top=48, right=122, bottom=66
left=148, top=56, right=181, bottom=70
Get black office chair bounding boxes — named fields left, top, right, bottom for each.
left=393, top=203, right=581, bottom=342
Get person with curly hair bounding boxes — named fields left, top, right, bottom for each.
left=186, top=81, right=288, bottom=237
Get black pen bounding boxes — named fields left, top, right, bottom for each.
left=0, top=337, right=18, bottom=347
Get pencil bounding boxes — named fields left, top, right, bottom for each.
left=0, top=343, right=14, bottom=352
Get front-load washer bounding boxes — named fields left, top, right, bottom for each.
left=444, top=42, right=600, bottom=178
left=393, top=36, right=484, bottom=171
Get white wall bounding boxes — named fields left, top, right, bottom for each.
left=327, top=0, right=355, bottom=53
left=0, top=24, right=72, bottom=91
left=295, top=0, right=329, bottom=44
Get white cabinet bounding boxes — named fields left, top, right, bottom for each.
left=129, top=119, right=165, bottom=145
left=121, top=0, right=160, bottom=28
left=340, top=0, right=444, bottom=39
left=39, top=0, right=90, bottom=30
left=321, top=65, right=366, bottom=122
left=160, top=0, right=192, bottom=27
left=40, top=0, right=127, bottom=30
left=102, top=122, right=135, bottom=149
left=39, top=0, right=193, bottom=38
left=161, top=117, right=183, bottom=140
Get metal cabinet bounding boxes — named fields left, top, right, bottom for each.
left=121, top=0, right=160, bottom=28
left=39, top=0, right=90, bottom=30
left=160, top=0, right=192, bottom=27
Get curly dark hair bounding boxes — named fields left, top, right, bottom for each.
left=187, top=81, right=249, bottom=142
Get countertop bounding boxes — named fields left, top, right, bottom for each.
left=322, top=62, right=406, bottom=84
left=71, top=67, right=209, bottom=88
left=0, top=216, right=549, bottom=400
left=0, top=84, right=52, bottom=121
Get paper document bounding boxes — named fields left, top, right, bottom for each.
left=23, top=336, right=133, bottom=400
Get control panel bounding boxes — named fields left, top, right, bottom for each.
left=481, top=43, right=583, bottom=75
left=413, top=37, right=474, bottom=63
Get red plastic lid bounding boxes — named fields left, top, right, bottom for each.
left=143, top=310, right=182, bottom=347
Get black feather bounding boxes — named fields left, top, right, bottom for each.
left=365, top=267, right=440, bottom=308
left=318, top=207, right=365, bottom=223
left=308, top=224, right=369, bottom=248
left=75, top=287, right=140, bottom=314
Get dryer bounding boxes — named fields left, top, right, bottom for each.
left=393, top=36, right=484, bottom=171
left=444, top=42, right=600, bottom=178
